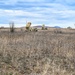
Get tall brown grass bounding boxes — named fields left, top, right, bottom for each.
left=0, top=28, right=75, bottom=75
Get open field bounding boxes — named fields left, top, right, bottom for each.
left=0, top=27, right=75, bottom=75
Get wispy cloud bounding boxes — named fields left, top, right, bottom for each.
left=0, top=0, right=75, bottom=28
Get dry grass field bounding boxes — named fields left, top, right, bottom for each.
left=0, top=27, right=75, bottom=75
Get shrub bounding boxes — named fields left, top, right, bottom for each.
left=26, top=22, right=31, bottom=31
left=67, top=26, right=72, bottom=29
left=33, top=28, right=38, bottom=32
left=54, top=29, right=62, bottom=33
left=45, top=27, right=47, bottom=30
left=41, top=24, right=47, bottom=30
left=10, top=22, right=15, bottom=33
left=42, top=24, right=45, bottom=30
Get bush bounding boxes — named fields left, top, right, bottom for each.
left=33, top=28, right=38, bottom=32
left=45, top=27, right=47, bottom=30
left=67, top=26, right=72, bottom=29
left=10, top=22, right=15, bottom=33
left=42, top=24, right=45, bottom=30
left=26, top=22, right=31, bottom=31
left=41, top=24, right=47, bottom=30
left=54, top=29, right=62, bottom=33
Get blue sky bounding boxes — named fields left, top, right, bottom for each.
left=0, top=0, right=75, bottom=28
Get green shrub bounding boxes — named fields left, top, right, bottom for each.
left=45, top=27, right=47, bottom=30
left=42, top=24, right=47, bottom=30
left=42, top=24, right=45, bottom=30
left=33, top=28, right=38, bottom=32
left=26, top=22, right=31, bottom=31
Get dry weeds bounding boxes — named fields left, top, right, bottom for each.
left=0, top=28, right=75, bottom=75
